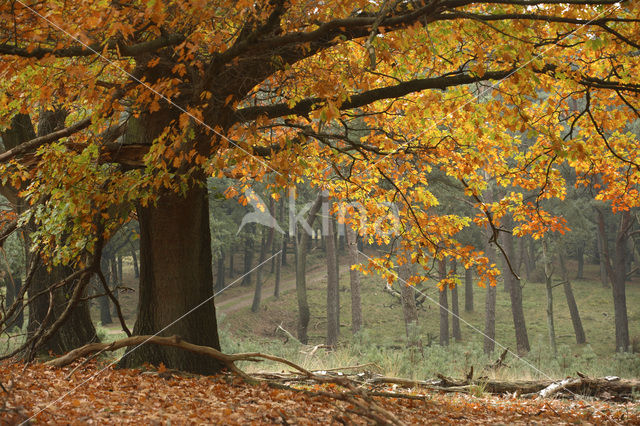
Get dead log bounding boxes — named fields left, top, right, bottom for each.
left=45, top=334, right=312, bottom=382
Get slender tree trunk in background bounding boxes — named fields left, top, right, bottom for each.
left=4, top=276, right=24, bottom=329
left=216, top=252, right=225, bottom=292
left=541, top=237, right=557, bottom=357
left=110, top=255, right=120, bottom=317
left=274, top=249, right=282, bottom=298
left=438, top=259, right=449, bottom=347
left=527, top=238, right=537, bottom=278
left=484, top=241, right=497, bottom=355
left=252, top=199, right=275, bottom=313
left=98, top=257, right=113, bottom=325
left=450, top=259, right=461, bottom=342
left=241, top=226, right=254, bottom=286
left=596, top=230, right=609, bottom=288
left=500, top=220, right=530, bottom=355
left=117, top=255, right=123, bottom=283
left=274, top=200, right=285, bottom=298
left=345, top=223, right=362, bottom=334
left=130, top=243, right=139, bottom=279
left=4, top=112, right=97, bottom=355
left=559, top=252, right=586, bottom=344
left=520, top=238, right=532, bottom=282
left=326, top=212, right=340, bottom=348
left=282, top=235, right=288, bottom=266
left=597, top=209, right=631, bottom=352
left=575, top=246, right=584, bottom=279
left=251, top=231, right=267, bottom=313
left=119, top=183, right=223, bottom=374
left=464, top=267, right=473, bottom=312
left=398, top=262, right=421, bottom=352
left=228, top=246, right=235, bottom=278
left=295, top=193, right=323, bottom=344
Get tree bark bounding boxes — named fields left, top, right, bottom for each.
left=274, top=199, right=284, bottom=298
left=345, top=223, right=362, bottom=334
left=398, top=263, right=421, bottom=350
left=596, top=229, right=609, bottom=288
left=228, top=246, right=235, bottom=278
left=130, top=243, right=139, bottom=279
left=559, top=252, right=586, bottom=344
left=110, top=255, right=120, bottom=318
left=241, top=226, right=255, bottom=286
left=216, top=252, right=225, bottom=292
left=326, top=211, right=340, bottom=348
left=118, top=184, right=223, bottom=374
left=438, top=259, right=449, bottom=347
left=99, top=256, right=113, bottom=325
left=541, top=237, right=557, bottom=357
left=483, top=242, right=496, bottom=355
left=27, top=260, right=98, bottom=355
left=295, top=193, right=323, bottom=344
left=252, top=198, right=275, bottom=312
left=597, top=209, right=631, bottom=352
left=500, top=221, right=530, bottom=355
left=575, top=246, right=584, bottom=279
left=464, top=267, right=473, bottom=312
left=4, top=276, right=23, bottom=329
left=450, top=259, right=461, bottom=342
left=14, top=111, right=98, bottom=355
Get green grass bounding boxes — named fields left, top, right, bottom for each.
left=220, top=256, right=640, bottom=380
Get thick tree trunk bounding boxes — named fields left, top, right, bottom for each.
left=345, top=224, right=362, bottom=334
left=438, top=259, right=449, bottom=347
left=326, top=213, right=340, bottom=348
left=464, top=267, right=473, bottom=312
left=541, top=237, right=557, bottom=357
left=398, top=262, right=421, bottom=351
left=500, top=223, right=530, bottom=355
left=559, top=252, right=586, bottom=344
left=450, top=259, right=461, bottom=342
left=295, top=193, right=323, bottom=344
left=27, top=261, right=98, bottom=355
left=16, top=111, right=98, bottom=355
left=118, top=184, right=223, bottom=374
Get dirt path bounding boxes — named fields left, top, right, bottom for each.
left=216, top=264, right=348, bottom=315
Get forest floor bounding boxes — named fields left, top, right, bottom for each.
left=72, top=252, right=640, bottom=423
left=3, top=361, right=639, bottom=424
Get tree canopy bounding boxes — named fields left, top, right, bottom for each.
left=0, top=1, right=639, bottom=367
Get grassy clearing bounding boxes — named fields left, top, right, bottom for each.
left=220, top=254, right=640, bottom=380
